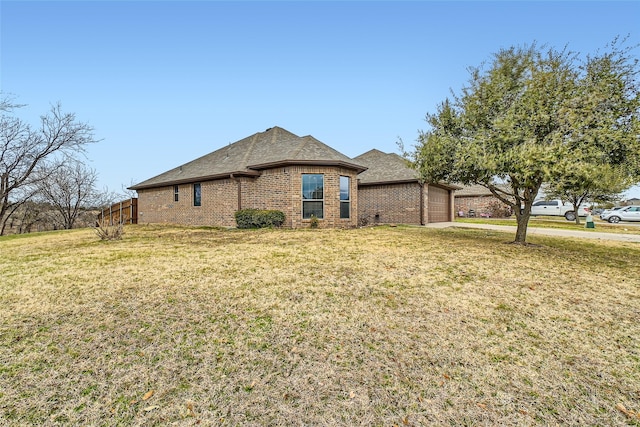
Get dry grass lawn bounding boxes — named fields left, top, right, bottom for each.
left=1, top=225, right=639, bottom=426
left=455, top=217, right=640, bottom=234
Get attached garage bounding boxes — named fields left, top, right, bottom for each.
left=427, top=185, right=452, bottom=223
left=355, top=150, right=459, bottom=225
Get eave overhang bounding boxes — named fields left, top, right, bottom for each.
left=358, top=178, right=419, bottom=187
left=247, top=159, right=368, bottom=174
left=357, top=179, right=461, bottom=190
left=128, top=170, right=262, bottom=191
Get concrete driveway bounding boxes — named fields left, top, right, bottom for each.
left=427, top=222, right=640, bottom=243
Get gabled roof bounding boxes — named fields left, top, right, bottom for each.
left=130, top=127, right=366, bottom=190
left=354, top=149, right=419, bottom=185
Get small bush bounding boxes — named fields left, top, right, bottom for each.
left=486, top=200, right=513, bottom=218
left=235, top=209, right=285, bottom=229
left=309, top=214, right=319, bottom=229
left=95, top=220, right=125, bottom=240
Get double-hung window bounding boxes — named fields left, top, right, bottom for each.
left=302, top=174, right=323, bottom=219
left=340, top=176, right=350, bottom=219
left=193, top=183, right=202, bottom=207
left=174, top=185, right=179, bottom=202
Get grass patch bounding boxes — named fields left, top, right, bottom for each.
left=1, top=225, right=639, bottom=425
left=456, top=216, right=640, bottom=234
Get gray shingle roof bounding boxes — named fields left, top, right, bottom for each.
left=354, top=149, right=461, bottom=190
left=455, top=184, right=511, bottom=197
left=130, top=127, right=366, bottom=190
left=354, top=149, right=419, bottom=185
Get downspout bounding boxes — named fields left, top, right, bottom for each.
left=420, top=182, right=425, bottom=225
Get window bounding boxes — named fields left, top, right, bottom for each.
left=533, top=200, right=558, bottom=207
left=173, top=185, right=179, bottom=202
left=340, top=176, right=350, bottom=219
left=302, top=174, right=323, bottom=219
left=193, top=183, right=201, bottom=207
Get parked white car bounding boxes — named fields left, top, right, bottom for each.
left=600, top=205, right=640, bottom=223
left=529, top=200, right=591, bottom=221
left=599, top=206, right=624, bottom=219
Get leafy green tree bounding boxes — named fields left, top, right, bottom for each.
left=546, top=42, right=640, bottom=223
left=544, top=163, right=631, bottom=225
left=409, top=40, right=640, bottom=244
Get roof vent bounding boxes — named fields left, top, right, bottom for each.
left=265, top=127, right=272, bottom=132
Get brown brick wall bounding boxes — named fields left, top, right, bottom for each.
left=137, top=179, right=238, bottom=226
left=285, top=166, right=359, bottom=229
left=358, top=182, right=423, bottom=225
left=455, top=195, right=513, bottom=218
left=137, top=166, right=360, bottom=228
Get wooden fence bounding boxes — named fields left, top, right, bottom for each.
left=97, top=198, right=138, bottom=225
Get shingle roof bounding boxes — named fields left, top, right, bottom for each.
left=353, top=149, right=419, bottom=185
left=130, top=127, right=366, bottom=190
left=354, top=150, right=462, bottom=190
left=455, top=184, right=511, bottom=197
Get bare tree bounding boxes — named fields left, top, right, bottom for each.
left=36, top=160, right=99, bottom=229
left=93, top=186, right=127, bottom=211
left=5, top=200, right=49, bottom=234
left=0, top=97, right=97, bottom=235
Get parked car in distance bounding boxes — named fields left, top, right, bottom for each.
left=600, top=205, right=640, bottom=223
left=599, top=206, right=624, bottom=219
left=529, top=200, right=590, bottom=221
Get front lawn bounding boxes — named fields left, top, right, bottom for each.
left=1, top=225, right=638, bottom=425
left=456, top=216, right=640, bottom=234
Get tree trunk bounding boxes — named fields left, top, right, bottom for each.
left=513, top=201, right=533, bottom=244
left=514, top=211, right=530, bottom=244
left=573, top=202, right=582, bottom=225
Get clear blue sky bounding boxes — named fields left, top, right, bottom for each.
left=2, top=1, right=640, bottom=198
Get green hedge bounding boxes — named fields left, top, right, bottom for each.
left=235, top=209, right=286, bottom=229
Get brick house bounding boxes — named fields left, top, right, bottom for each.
left=454, top=184, right=513, bottom=217
left=130, top=127, right=365, bottom=228
left=129, top=127, right=457, bottom=228
left=354, top=149, right=458, bottom=225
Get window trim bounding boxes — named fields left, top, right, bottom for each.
left=301, top=174, right=324, bottom=219
left=339, top=175, right=350, bottom=219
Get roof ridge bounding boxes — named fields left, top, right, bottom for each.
left=240, top=131, right=261, bottom=168
left=354, top=148, right=385, bottom=159
left=271, top=127, right=279, bottom=146
left=290, top=134, right=310, bottom=158
left=301, top=135, right=356, bottom=160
